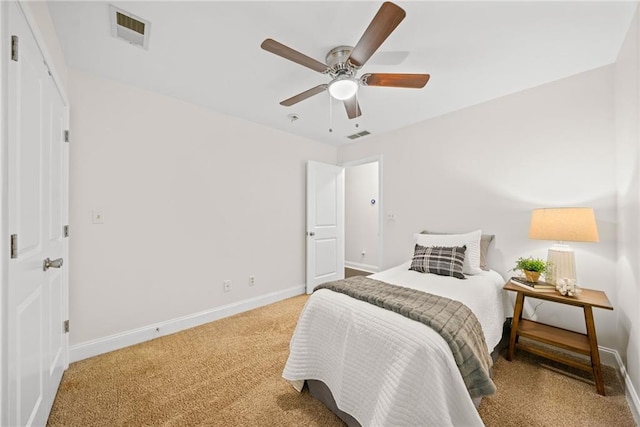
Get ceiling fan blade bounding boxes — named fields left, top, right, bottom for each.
left=347, top=2, right=406, bottom=68
left=261, top=39, right=329, bottom=74
left=343, top=96, right=362, bottom=119
left=361, top=73, right=430, bottom=88
left=280, top=84, right=328, bottom=107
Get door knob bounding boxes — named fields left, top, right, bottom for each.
left=307, top=232, right=315, bottom=237
left=43, top=257, right=63, bottom=271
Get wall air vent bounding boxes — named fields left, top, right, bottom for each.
left=109, top=5, right=150, bottom=49
left=346, top=130, right=371, bottom=140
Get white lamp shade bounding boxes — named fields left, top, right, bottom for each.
left=328, top=77, right=358, bottom=100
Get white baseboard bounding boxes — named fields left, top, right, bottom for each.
left=345, top=261, right=379, bottom=273
left=600, top=346, right=640, bottom=424
left=69, top=285, right=305, bottom=363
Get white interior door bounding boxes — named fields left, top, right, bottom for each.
left=306, top=161, right=344, bottom=293
left=7, top=2, right=69, bottom=425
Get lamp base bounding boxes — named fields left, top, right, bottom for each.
left=546, top=244, right=576, bottom=284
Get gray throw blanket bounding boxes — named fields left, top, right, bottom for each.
left=316, top=276, right=496, bottom=398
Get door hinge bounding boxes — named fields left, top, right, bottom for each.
left=64, top=130, right=69, bottom=143
left=11, top=35, right=18, bottom=62
left=63, top=225, right=69, bottom=237
left=10, top=234, right=18, bottom=259
left=64, top=320, right=69, bottom=333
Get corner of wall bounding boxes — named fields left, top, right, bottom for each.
left=613, top=5, right=640, bottom=425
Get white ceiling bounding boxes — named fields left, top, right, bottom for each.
left=47, top=1, right=637, bottom=146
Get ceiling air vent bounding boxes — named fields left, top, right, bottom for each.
left=110, top=5, right=150, bottom=49
left=347, top=130, right=371, bottom=140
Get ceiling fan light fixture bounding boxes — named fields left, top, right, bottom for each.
left=328, top=77, right=359, bottom=100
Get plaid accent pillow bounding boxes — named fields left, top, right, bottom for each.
left=409, top=244, right=467, bottom=279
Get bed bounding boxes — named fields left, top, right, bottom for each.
left=282, top=230, right=506, bottom=426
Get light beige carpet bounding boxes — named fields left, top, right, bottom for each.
left=479, top=339, right=635, bottom=427
left=345, top=267, right=370, bottom=278
left=48, top=295, right=636, bottom=427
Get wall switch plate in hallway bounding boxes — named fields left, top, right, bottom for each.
left=223, top=280, right=232, bottom=292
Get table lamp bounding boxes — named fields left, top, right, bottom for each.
left=528, top=207, right=599, bottom=284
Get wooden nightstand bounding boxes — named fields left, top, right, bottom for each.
left=503, top=281, right=613, bottom=395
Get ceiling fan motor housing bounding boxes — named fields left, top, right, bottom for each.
left=326, top=46, right=353, bottom=66
left=326, top=46, right=358, bottom=78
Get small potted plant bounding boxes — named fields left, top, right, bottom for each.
left=514, top=257, right=548, bottom=283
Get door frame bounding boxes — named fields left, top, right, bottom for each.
left=341, top=155, right=384, bottom=273
left=0, top=3, right=9, bottom=424
left=0, top=2, right=70, bottom=425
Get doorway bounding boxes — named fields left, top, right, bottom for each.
left=343, top=157, right=382, bottom=275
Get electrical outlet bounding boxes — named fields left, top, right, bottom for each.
left=249, top=275, right=255, bottom=286
left=223, top=280, right=232, bottom=292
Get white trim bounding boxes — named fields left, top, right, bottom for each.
left=345, top=261, right=379, bottom=273
left=600, top=346, right=640, bottom=424
left=0, top=3, right=9, bottom=425
left=341, top=155, right=382, bottom=168
left=69, top=285, right=305, bottom=363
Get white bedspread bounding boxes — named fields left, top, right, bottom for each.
left=282, top=263, right=506, bottom=427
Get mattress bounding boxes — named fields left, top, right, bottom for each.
left=371, top=262, right=505, bottom=352
left=282, top=263, right=506, bottom=426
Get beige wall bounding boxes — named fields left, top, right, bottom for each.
left=338, top=66, right=619, bottom=350
left=615, top=6, right=640, bottom=414
left=68, top=69, right=336, bottom=346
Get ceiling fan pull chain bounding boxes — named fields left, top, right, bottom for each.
left=355, top=92, right=359, bottom=128
left=328, top=92, right=333, bottom=133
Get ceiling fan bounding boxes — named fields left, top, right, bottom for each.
left=260, top=1, right=430, bottom=120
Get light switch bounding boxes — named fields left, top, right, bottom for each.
left=92, top=210, right=104, bottom=224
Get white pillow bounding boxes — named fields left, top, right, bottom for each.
left=414, top=229, right=483, bottom=275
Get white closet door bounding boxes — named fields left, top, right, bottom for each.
left=7, top=2, right=69, bottom=425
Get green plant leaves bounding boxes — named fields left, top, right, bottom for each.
left=514, top=256, right=547, bottom=273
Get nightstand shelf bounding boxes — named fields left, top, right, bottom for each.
left=503, top=281, right=613, bottom=395
left=517, top=319, right=591, bottom=355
